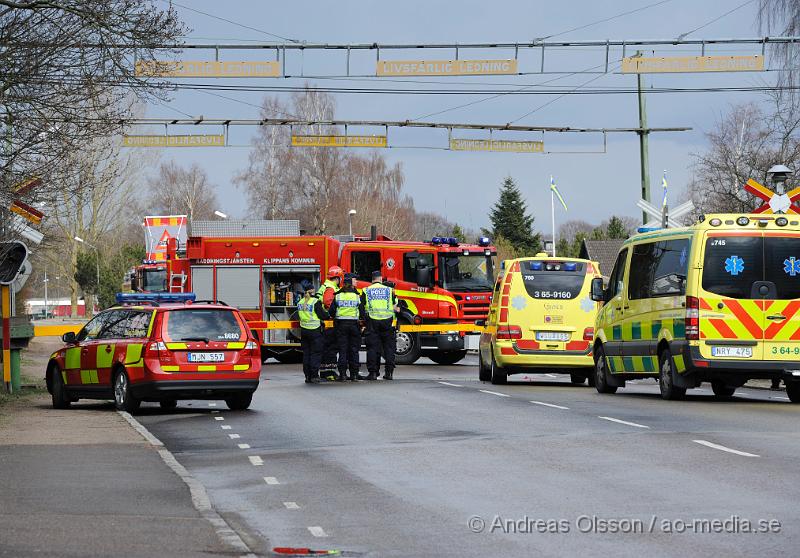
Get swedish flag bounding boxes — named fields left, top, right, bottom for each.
left=550, top=175, right=568, bottom=211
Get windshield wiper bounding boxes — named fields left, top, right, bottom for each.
left=180, top=336, right=209, bottom=344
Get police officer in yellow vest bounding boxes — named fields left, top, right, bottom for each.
left=298, top=280, right=329, bottom=384
left=330, top=273, right=365, bottom=381
left=361, top=270, right=400, bottom=380
left=318, top=266, right=343, bottom=380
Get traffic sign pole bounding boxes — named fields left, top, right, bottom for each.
left=2, top=284, right=11, bottom=393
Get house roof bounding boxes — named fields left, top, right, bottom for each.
left=579, top=239, right=625, bottom=277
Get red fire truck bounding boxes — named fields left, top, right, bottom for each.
left=160, top=231, right=496, bottom=365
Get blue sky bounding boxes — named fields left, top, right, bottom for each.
left=147, top=0, right=771, bottom=235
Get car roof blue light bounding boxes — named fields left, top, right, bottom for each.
left=115, top=292, right=196, bottom=304
left=564, top=262, right=578, bottom=271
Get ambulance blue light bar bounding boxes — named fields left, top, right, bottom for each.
left=637, top=226, right=661, bottom=233
left=115, top=292, right=196, bottom=304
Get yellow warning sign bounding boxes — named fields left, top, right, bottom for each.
left=621, top=55, right=765, bottom=74
left=135, top=60, right=280, bottom=78
left=123, top=135, right=225, bottom=147
left=449, top=138, right=544, bottom=153
left=377, top=59, right=518, bottom=76
left=291, top=135, right=388, bottom=148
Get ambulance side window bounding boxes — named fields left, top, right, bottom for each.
left=351, top=251, right=382, bottom=282
left=607, top=248, right=628, bottom=298
left=628, top=243, right=657, bottom=300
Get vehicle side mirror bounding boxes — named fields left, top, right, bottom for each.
left=590, top=277, right=606, bottom=302
left=62, top=331, right=77, bottom=344
left=415, top=266, right=432, bottom=288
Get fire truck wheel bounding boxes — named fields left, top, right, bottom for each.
left=478, top=349, right=491, bottom=382
left=490, top=352, right=507, bottom=385
left=113, top=368, right=141, bottom=413
left=428, top=350, right=467, bottom=365
left=394, top=323, right=421, bottom=365
left=49, top=364, right=71, bottom=409
left=225, top=392, right=253, bottom=411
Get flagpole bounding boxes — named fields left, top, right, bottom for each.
left=551, top=186, right=556, bottom=257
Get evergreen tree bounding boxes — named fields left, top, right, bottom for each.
left=451, top=224, right=467, bottom=243
left=486, top=176, right=541, bottom=255
left=606, top=216, right=629, bottom=239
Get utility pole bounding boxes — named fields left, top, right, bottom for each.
left=636, top=51, right=651, bottom=225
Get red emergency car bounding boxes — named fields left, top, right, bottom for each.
left=45, top=293, right=261, bottom=412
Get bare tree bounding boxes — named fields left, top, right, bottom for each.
left=148, top=161, right=219, bottom=221
left=759, top=0, right=800, bottom=88
left=0, top=0, right=187, bottom=239
left=687, top=94, right=800, bottom=215
left=235, top=97, right=295, bottom=220
left=44, top=133, right=143, bottom=316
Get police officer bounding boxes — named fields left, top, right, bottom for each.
left=318, top=266, right=343, bottom=381
left=361, top=270, right=400, bottom=380
left=330, top=273, right=364, bottom=382
left=297, top=280, right=329, bottom=384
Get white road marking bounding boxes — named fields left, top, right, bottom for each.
left=693, top=439, right=760, bottom=458
left=545, top=373, right=558, bottom=378
left=598, top=416, right=650, bottom=429
left=771, top=396, right=791, bottom=401
left=208, top=403, right=217, bottom=407
left=248, top=456, right=263, bottom=466
left=221, top=425, right=232, bottom=430
left=308, top=526, right=328, bottom=538
left=214, top=416, right=224, bottom=421
left=263, top=476, right=280, bottom=485
left=530, top=400, right=569, bottom=410
left=438, top=381, right=462, bottom=387
left=283, top=501, right=300, bottom=510
left=229, top=433, right=240, bottom=439
left=238, top=443, right=251, bottom=449
left=479, top=389, right=510, bottom=397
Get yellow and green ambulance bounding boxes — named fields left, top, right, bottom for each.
left=591, top=214, right=800, bottom=401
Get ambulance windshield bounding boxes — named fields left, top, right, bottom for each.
left=440, top=253, right=494, bottom=291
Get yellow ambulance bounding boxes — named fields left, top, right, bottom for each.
left=479, top=254, right=601, bottom=385
left=590, top=214, right=800, bottom=402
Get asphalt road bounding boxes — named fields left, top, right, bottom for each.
left=136, top=355, right=800, bottom=557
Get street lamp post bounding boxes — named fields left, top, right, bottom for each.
left=74, top=236, right=100, bottom=311
left=348, top=209, right=357, bottom=236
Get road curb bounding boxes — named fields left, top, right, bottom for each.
left=118, top=411, right=257, bottom=558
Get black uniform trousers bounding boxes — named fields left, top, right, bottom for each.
left=366, top=317, right=396, bottom=374
left=321, top=327, right=338, bottom=372
left=335, top=320, right=361, bottom=376
left=300, top=327, right=323, bottom=380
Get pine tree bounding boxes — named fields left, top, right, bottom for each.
left=451, top=224, right=467, bottom=243
left=486, top=176, right=541, bottom=255
left=606, top=216, right=629, bottom=239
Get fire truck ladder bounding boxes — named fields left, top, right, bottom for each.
left=169, top=271, right=187, bottom=293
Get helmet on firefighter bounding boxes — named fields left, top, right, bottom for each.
left=327, top=265, right=344, bottom=281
